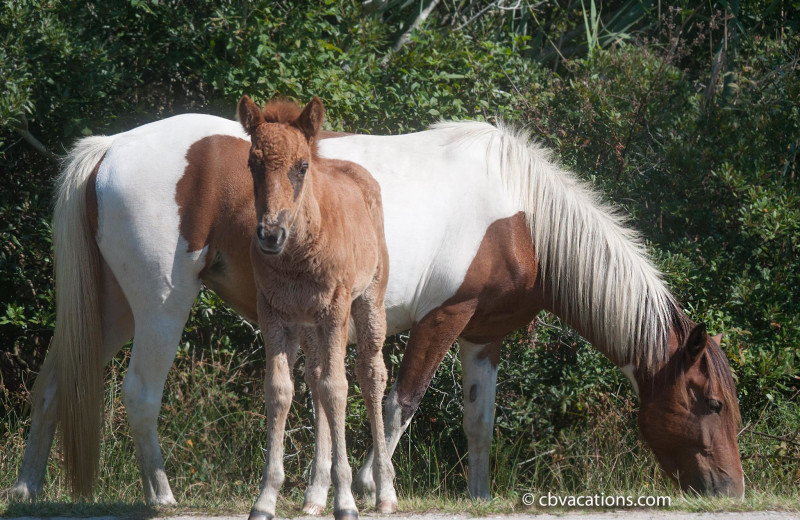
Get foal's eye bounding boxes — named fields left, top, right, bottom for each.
left=708, top=399, right=723, bottom=414
left=298, top=161, right=308, bottom=176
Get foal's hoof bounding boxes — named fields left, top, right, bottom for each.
left=302, top=501, right=326, bottom=515
left=333, top=508, right=359, bottom=520
left=377, top=500, right=397, bottom=514
left=247, top=510, right=274, bottom=520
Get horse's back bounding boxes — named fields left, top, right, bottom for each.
left=94, top=114, right=250, bottom=310
left=318, top=125, right=520, bottom=329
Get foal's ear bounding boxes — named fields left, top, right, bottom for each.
left=294, top=97, right=325, bottom=140
left=684, top=323, right=708, bottom=361
left=238, top=95, right=264, bottom=135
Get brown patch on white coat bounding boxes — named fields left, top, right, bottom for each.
left=237, top=95, right=396, bottom=520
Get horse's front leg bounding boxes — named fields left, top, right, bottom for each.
left=459, top=338, right=500, bottom=500
left=312, top=294, right=358, bottom=520
left=249, top=304, right=299, bottom=520
left=354, top=304, right=472, bottom=502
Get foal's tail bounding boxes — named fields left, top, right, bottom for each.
left=32, top=135, right=115, bottom=497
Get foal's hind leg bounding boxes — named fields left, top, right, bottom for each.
left=459, top=339, right=500, bottom=500
left=352, top=292, right=396, bottom=513
left=3, top=260, right=133, bottom=501
left=354, top=304, right=472, bottom=502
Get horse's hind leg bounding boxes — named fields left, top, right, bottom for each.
left=3, top=259, right=134, bottom=501
left=121, top=284, right=199, bottom=506
left=106, top=242, right=202, bottom=505
left=352, top=293, right=396, bottom=513
left=459, top=338, right=500, bottom=500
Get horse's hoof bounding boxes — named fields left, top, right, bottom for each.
left=1, top=483, right=36, bottom=502
left=248, top=510, right=274, bottom=520
left=147, top=495, right=178, bottom=507
left=302, top=501, right=326, bottom=515
left=333, top=508, right=359, bottom=520
left=352, top=482, right=376, bottom=504
left=377, top=500, right=397, bottom=514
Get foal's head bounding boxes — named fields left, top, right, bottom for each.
left=637, top=324, right=744, bottom=497
left=238, top=95, right=324, bottom=255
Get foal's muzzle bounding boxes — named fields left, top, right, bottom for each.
left=256, top=222, right=287, bottom=254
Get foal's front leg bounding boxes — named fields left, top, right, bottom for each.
left=312, top=298, right=359, bottom=520
left=302, top=335, right=333, bottom=515
left=249, top=305, right=299, bottom=520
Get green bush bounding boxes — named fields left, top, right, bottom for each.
left=1, top=0, right=798, bottom=505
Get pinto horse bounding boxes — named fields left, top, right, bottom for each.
left=239, top=95, right=395, bottom=520
left=4, top=106, right=744, bottom=506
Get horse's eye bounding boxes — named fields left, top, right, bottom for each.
left=708, top=399, right=723, bottom=414
left=299, top=161, right=308, bottom=176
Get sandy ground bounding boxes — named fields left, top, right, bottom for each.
left=5, top=512, right=800, bottom=520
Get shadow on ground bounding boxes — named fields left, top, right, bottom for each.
left=1, top=501, right=157, bottom=519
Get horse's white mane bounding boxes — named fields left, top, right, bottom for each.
left=431, top=120, right=681, bottom=371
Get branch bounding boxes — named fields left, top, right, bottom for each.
left=391, top=0, right=442, bottom=54
left=363, top=0, right=389, bottom=15
left=742, top=429, right=800, bottom=448
left=13, top=114, right=58, bottom=162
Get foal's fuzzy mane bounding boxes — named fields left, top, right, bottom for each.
left=261, top=98, right=304, bottom=124
left=254, top=98, right=322, bottom=157
left=432, top=120, right=687, bottom=373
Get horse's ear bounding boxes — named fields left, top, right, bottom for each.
left=684, top=323, right=708, bottom=361
left=238, top=95, right=263, bottom=135
left=294, top=97, right=325, bottom=140
left=711, top=332, right=723, bottom=346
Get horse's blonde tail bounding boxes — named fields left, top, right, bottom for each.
left=36, top=135, right=115, bottom=497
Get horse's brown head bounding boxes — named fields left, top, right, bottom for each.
left=238, top=95, right=324, bottom=255
left=636, top=323, right=743, bottom=497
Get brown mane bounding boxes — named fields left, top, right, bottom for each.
left=704, top=342, right=742, bottom=426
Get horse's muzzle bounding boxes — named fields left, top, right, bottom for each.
left=686, top=473, right=743, bottom=498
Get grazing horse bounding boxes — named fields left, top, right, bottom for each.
left=238, top=95, right=395, bottom=520
left=4, top=107, right=744, bottom=507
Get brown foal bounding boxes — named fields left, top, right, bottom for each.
left=238, top=96, right=395, bottom=520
